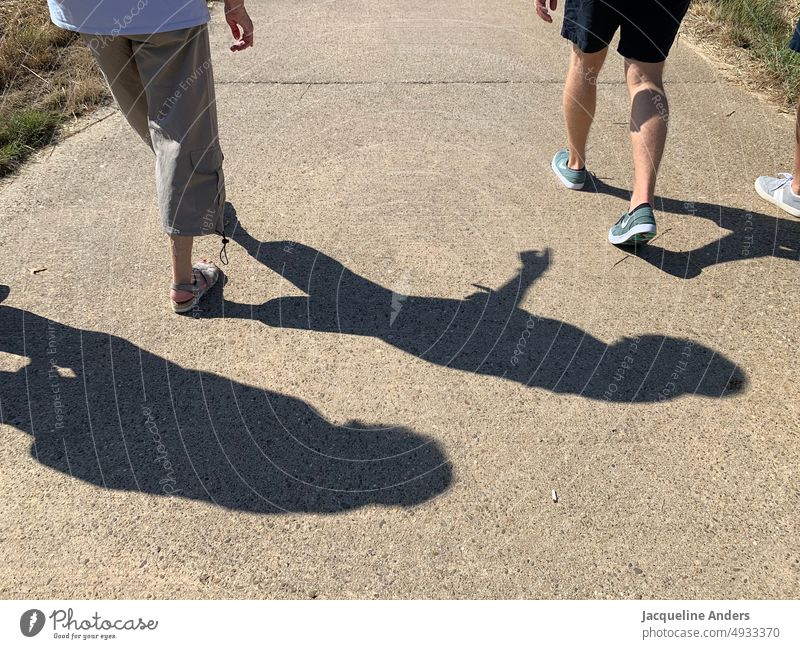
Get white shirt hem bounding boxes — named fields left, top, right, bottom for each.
left=51, top=14, right=209, bottom=36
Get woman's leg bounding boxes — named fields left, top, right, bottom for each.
left=81, top=34, right=152, bottom=147
left=131, top=26, right=225, bottom=306
left=169, top=236, right=206, bottom=303
left=84, top=32, right=206, bottom=305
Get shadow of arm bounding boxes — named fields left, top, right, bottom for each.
left=491, top=249, right=552, bottom=305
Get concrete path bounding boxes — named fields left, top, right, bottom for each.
left=1, top=1, right=798, bottom=599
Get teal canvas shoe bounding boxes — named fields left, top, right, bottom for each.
left=551, top=148, right=586, bottom=190
left=608, top=203, right=657, bottom=246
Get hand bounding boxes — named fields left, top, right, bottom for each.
left=535, top=0, right=558, bottom=23
left=519, top=248, right=552, bottom=269
left=224, top=0, right=254, bottom=51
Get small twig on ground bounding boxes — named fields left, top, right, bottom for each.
left=58, top=108, right=118, bottom=141
left=47, top=109, right=118, bottom=158
left=611, top=227, right=675, bottom=269
left=612, top=254, right=632, bottom=268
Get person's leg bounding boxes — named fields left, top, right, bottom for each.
left=131, top=26, right=226, bottom=307
left=625, top=58, right=668, bottom=212
left=792, top=101, right=800, bottom=195
left=168, top=236, right=199, bottom=297
left=791, top=19, right=800, bottom=194
left=552, top=0, right=619, bottom=189
left=81, top=34, right=151, bottom=147
left=753, top=19, right=800, bottom=217
left=754, top=107, right=800, bottom=214
left=83, top=31, right=208, bottom=305
left=564, top=45, right=608, bottom=170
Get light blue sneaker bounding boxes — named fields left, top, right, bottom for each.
left=551, top=148, right=586, bottom=190
left=608, top=204, right=657, bottom=246
left=754, top=173, right=800, bottom=217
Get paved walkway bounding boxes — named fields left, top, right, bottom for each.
left=1, top=1, right=798, bottom=598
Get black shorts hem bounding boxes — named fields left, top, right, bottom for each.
left=560, top=26, right=610, bottom=55
left=616, top=43, right=669, bottom=64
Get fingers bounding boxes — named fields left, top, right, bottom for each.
left=228, top=11, right=254, bottom=52
left=535, top=0, right=555, bottom=23
left=536, top=8, right=552, bottom=23
left=241, top=16, right=254, bottom=49
left=226, top=17, right=240, bottom=42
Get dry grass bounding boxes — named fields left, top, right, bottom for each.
left=0, top=1, right=108, bottom=176
left=684, top=0, right=800, bottom=109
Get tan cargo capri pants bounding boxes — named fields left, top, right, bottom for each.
left=83, top=25, right=225, bottom=237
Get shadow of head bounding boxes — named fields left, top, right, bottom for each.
left=257, top=418, right=454, bottom=513
left=592, top=334, right=747, bottom=402
left=0, top=293, right=452, bottom=514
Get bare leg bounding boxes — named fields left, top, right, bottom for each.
left=169, top=235, right=207, bottom=303
left=792, top=100, right=800, bottom=195
left=563, top=45, right=608, bottom=170
left=625, top=58, right=668, bottom=211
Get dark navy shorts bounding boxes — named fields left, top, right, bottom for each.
left=561, top=0, right=692, bottom=63
left=790, top=19, right=800, bottom=53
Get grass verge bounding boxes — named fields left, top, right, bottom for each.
left=686, top=1, right=800, bottom=107
left=0, top=109, right=61, bottom=176
left=0, top=1, right=108, bottom=177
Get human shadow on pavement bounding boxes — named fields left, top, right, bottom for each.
left=0, top=286, right=451, bottom=513
left=588, top=177, right=800, bottom=278
left=224, top=221, right=746, bottom=403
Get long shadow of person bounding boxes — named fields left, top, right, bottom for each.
left=588, top=177, right=800, bottom=278
left=0, top=285, right=451, bottom=513
left=224, top=220, right=746, bottom=402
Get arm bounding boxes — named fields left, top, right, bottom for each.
left=224, top=0, right=254, bottom=51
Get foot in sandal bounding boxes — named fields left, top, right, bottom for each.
left=171, top=259, right=220, bottom=313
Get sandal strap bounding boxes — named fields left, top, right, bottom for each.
left=171, top=274, right=198, bottom=293
left=171, top=265, right=218, bottom=294
left=193, top=263, right=219, bottom=288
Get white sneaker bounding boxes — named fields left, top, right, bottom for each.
left=754, top=172, right=800, bottom=217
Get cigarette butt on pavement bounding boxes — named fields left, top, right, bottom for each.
left=551, top=489, right=558, bottom=503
